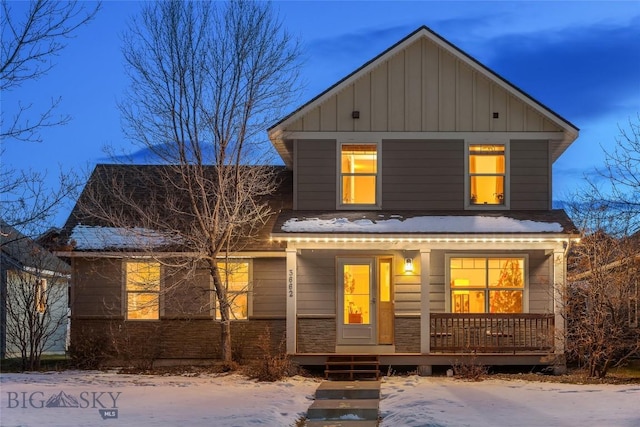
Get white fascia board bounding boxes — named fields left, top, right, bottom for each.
left=54, top=251, right=286, bottom=259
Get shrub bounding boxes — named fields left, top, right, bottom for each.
left=246, top=326, right=293, bottom=381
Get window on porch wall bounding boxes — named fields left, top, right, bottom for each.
left=469, top=144, right=505, bottom=206
left=450, top=257, right=524, bottom=313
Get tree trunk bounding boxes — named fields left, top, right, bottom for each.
left=211, top=263, right=233, bottom=363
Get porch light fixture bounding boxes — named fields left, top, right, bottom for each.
left=404, top=257, right=414, bottom=273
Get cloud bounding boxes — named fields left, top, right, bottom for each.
left=484, top=19, right=640, bottom=123
left=296, top=15, right=639, bottom=127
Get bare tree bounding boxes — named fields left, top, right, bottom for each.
left=562, top=118, right=640, bottom=377
left=1, top=0, right=99, bottom=142
left=565, top=228, right=640, bottom=378
left=83, top=0, right=300, bottom=363
left=1, top=221, right=70, bottom=371
left=1, top=167, right=80, bottom=233
left=1, top=0, right=99, bottom=232
left=582, top=116, right=640, bottom=235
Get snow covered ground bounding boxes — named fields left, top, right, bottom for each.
left=1, top=371, right=639, bottom=427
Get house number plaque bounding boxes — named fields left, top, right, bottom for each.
left=288, top=269, right=294, bottom=298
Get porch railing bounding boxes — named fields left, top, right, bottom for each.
left=430, top=313, right=554, bottom=353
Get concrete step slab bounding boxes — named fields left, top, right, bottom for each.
left=306, top=398, right=379, bottom=421
left=316, top=381, right=381, bottom=400
left=305, top=420, right=378, bottom=427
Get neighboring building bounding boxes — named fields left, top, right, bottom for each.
left=0, top=221, right=70, bottom=359
left=61, top=26, right=580, bottom=370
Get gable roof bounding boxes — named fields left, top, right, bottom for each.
left=0, top=219, right=70, bottom=274
left=268, top=26, right=579, bottom=168
left=62, top=164, right=293, bottom=252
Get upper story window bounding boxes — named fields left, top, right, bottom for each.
left=449, top=256, right=525, bottom=313
left=216, top=260, right=250, bottom=320
left=468, top=144, right=507, bottom=207
left=340, top=143, right=379, bottom=208
left=126, top=261, right=160, bottom=320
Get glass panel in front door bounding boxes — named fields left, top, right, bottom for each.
left=343, top=264, right=370, bottom=325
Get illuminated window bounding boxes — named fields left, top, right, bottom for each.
left=340, top=144, right=378, bottom=206
left=468, top=144, right=506, bottom=206
left=35, top=279, right=47, bottom=313
left=343, top=264, right=371, bottom=325
left=450, top=257, right=524, bottom=313
left=216, top=261, right=250, bottom=320
left=126, top=261, right=160, bottom=320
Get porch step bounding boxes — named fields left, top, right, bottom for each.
left=306, top=398, right=379, bottom=421
left=324, top=355, right=380, bottom=380
left=316, top=381, right=381, bottom=400
left=305, top=420, right=379, bottom=427
left=304, top=380, right=381, bottom=425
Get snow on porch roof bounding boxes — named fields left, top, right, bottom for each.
left=69, top=225, right=181, bottom=251
left=274, top=210, right=578, bottom=235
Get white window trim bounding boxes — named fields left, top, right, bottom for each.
left=444, top=254, right=529, bottom=313
left=336, top=140, right=382, bottom=210
left=464, top=140, right=511, bottom=210
left=215, top=259, right=252, bottom=321
left=123, top=260, right=162, bottom=321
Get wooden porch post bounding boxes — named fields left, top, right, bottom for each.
left=420, top=249, right=431, bottom=355
left=286, top=247, right=297, bottom=354
left=553, top=248, right=566, bottom=365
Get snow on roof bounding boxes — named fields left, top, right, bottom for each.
left=70, top=225, right=179, bottom=250
left=280, top=215, right=563, bottom=234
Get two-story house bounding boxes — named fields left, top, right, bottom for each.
left=62, top=27, right=579, bottom=371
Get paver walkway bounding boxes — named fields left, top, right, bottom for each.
left=305, top=380, right=380, bottom=427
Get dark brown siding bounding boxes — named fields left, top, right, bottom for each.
left=510, top=140, right=550, bottom=210
left=382, top=140, right=464, bottom=210
left=163, top=266, right=212, bottom=318
left=252, top=258, right=286, bottom=318
left=71, top=318, right=286, bottom=363
left=295, top=139, right=336, bottom=210
left=72, top=258, right=122, bottom=318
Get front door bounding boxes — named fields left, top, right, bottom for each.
left=337, top=257, right=395, bottom=346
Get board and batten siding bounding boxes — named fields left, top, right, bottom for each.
left=295, top=139, right=336, bottom=210
left=285, top=38, right=563, bottom=134
left=72, top=258, right=122, bottom=318
left=510, top=140, right=551, bottom=210
left=252, top=258, right=286, bottom=318
left=382, top=140, right=464, bottom=210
